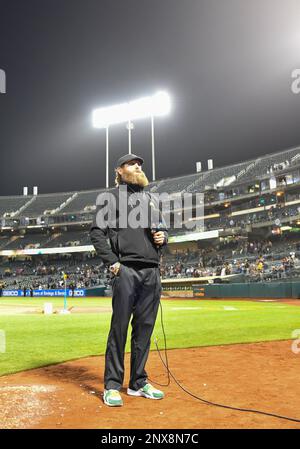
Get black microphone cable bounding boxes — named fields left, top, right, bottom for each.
left=146, top=208, right=300, bottom=423
left=153, top=297, right=300, bottom=425
left=148, top=265, right=170, bottom=388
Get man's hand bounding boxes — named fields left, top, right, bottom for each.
left=152, top=231, right=165, bottom=247
left=109, top=262, right=121, bottom=276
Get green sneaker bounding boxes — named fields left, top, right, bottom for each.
left=103, top=389, right=123, bottom=407
left=127, top=383, right=164, bottom=400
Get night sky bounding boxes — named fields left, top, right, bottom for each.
left=0, top=0, right=300, bottom=196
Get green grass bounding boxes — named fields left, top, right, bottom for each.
left=0, top=298, right=300, bottom=376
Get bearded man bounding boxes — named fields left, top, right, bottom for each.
left=90, top=153, right=168, bottom=407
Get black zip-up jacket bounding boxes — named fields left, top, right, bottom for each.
left=90, top=183, right=168, bottom=267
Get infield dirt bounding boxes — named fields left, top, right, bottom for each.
left=0, top=340, right=300, bottom=429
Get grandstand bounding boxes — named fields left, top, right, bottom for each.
left=0, top=145, right=300, bottom=218
left=45, top=230, right=91, bottom=247
left=2, top=144, right=300, bottom=291
left=16, top=192, right=75, bottom=217
left=60, top=190, right=101, bottom=214
left=151, top=173, right=200, bottom=194
left=0, top=195, right=31, bottom=217
left=233, top=145, right=300, bottom=183
left=3, top=233, right=51, bottom=250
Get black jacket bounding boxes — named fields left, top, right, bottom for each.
left=90, top=183, right=168, bottom=267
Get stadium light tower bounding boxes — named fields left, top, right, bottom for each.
left=149, top=91, right=171, bottom=181
left=105, top=127, right=109, bottom=188
left=92, top=101, right=129, bottom=188
left=92, top=90, right=171, bottom=184
left=126, top=120, right=134, bottom=154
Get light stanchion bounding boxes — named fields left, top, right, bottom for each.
left=92, top=90, right=171, bottom=185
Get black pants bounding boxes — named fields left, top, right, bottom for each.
left=104, top=263, right=161, bottom=391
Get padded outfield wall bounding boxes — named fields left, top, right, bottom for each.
left=192, top=282, right=300, bottom=299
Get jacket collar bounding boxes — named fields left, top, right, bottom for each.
left=119, top=181, right=144, bottom=193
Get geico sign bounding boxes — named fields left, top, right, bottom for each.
left=74, top=290, right=84, bottom=297
left=4, top=290, right=19, bottom=296
left=68, top=290, right=85, bottom=297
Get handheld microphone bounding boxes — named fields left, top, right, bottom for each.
left=151, top=222, right=168, bottom=249
left=151, top=222, right=168, bottom=236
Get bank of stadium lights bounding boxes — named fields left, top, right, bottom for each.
left=92, top=91, right=171, bottom=187
left=92, top=91, right=171, bottom=128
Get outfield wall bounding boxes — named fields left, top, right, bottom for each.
left=1, top=287, right=106, bottom=297
left=2, top=288, right=87, bottom=297
left=3, top=283, right=299, bottom=299
left=193, top=282, right=300, bottom=299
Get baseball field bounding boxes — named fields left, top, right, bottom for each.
left=1, top=296, right=300, bottom=429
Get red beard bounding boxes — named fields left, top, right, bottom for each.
left=121, top=170, right=149, bottom=187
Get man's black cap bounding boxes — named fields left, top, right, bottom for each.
left=115, top=154, right=144, bottom=168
